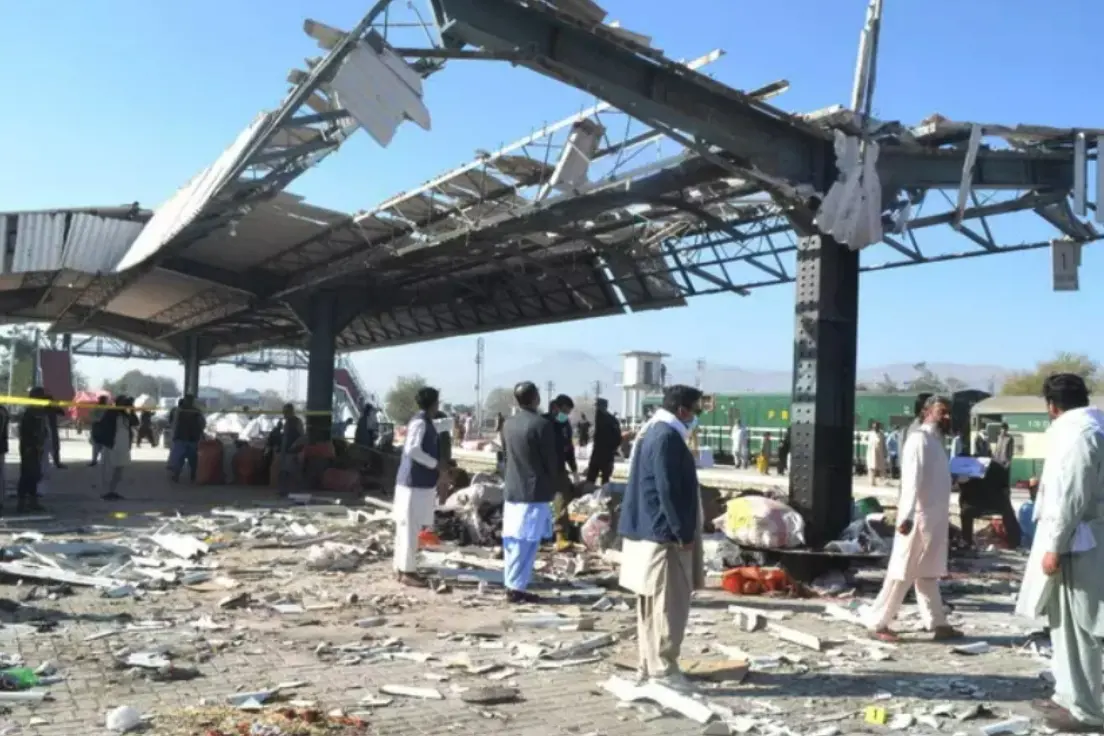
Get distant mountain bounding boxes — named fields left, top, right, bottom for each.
left=480, top=351, right=1012, bottom=399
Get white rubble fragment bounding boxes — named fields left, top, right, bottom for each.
left=887, top=713, right=914, bottom=730
left=380, top=684, right=444, bottom=700
left=149, top=532, right=209, bottom=560
left=979, top=716, right=1031, bottom=735
left=952, top=641, right=991, bottom=655
left=105, top=705, right=142, bottom=732
left=601, top=676, right=714, bottom=724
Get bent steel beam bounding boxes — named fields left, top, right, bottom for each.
left=432, top=0, right=827, bottom=186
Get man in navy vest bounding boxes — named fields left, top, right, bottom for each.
left=545, top=394, right=579, bottom=551
left=618, top=384, right=705, bottom=690
left=392, top=386, right=444, bottom=588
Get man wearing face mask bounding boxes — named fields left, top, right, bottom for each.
left=546, top=394, right=579, bottom=551
left=618, top=384, right=705, bottom=691
left=863, top=395, right=962, bottom=643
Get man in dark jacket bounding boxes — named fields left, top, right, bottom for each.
left=43, top=395, right=65, bottom=469
left=18, top=387, right=49, bottom=514
left=170, top=394, right=206, bottom=483
left=617, top=384, right=703, bottom=689
left=586, top=398, right=621, bottom=485
left=545, top=394, right=579, bottom=550
left=501, top=381, right=559, bottom=604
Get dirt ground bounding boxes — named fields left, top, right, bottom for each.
left=0, top=438, right=1054, bottom=735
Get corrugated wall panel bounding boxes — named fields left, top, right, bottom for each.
left=114, top=112, right=272, bottom=273
left=12, top=213, right=65, bottom=273
left=62, top=214, right=144, bottom=272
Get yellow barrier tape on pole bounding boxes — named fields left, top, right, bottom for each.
left=0, top=395, right=337, bottom=416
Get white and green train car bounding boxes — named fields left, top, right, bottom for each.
left=970, top=395, right=1104, bottom=485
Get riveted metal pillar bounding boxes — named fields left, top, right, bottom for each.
left=182, top=335, right=201, bottom=397
left=788, top=232, right=860, bottom=548
left=305, top=290, right=338, bottom=443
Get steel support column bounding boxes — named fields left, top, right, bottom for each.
left=788, top=232, right=859, bottom=548
left=305, top=291, right=338, bottom=442
left=182, top=336, right=201, bottom=397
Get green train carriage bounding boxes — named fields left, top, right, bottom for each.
left=970, top=395, right=1104, bottom=486
left=642, top=390, right=989, bottom=463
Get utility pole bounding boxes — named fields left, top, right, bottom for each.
left=474, top=338, right=485, bottom=433
left=593, top=379, right=602, bottom=401
left=695, top=359, right=706, bottom=389
left=545, top=380, right=555, bottom=403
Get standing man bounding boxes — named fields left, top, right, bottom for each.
left=863, top=395, right=961, bottom=643
left=618, top=385, right=704, bottom=690
left=501, top=382, right=558, bottom=604
left=730, top=420, right=749, bottom=468
left=866, top=422, right=887, bottom=486
left=355, top=402, right=380, bottom=448
left=576, top=413, right=591, bottom=449
left=169, top=395, right=206, bottom=483
left=43, top=395, right=65, bottom=470
left=88, top=395, right=109, bottom=466
left=275, top=403, right=306, bottom=496
left=586, top=398, right=620, bottom=485
left=17, top=388, right=48, bottom=514
left=886, top=426, right=900, bottom=479
left=392, top=387, right=445, bottom=588
left=992, top=423, right=1014, bottom=467
left=899, top=392, right=933, bottom=463
left=546, top=394, right=579, bottom=551
left=1017, top=374, right=1104, bottom=731
left=973, top=427, right=991, bottom=457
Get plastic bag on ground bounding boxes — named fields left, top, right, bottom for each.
left=825, top=517, right=889, bottom=555
left=723, top=496, right=805, bottom=549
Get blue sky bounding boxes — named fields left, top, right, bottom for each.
left=2, top=0, right=1102, bottom=397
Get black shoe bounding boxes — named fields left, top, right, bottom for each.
left=55, top=464, right=66, bottom=470
left=101, top=492, right=124, bottom=501
left=506, top=589, right=541, bottom=604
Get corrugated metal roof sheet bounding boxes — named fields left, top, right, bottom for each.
left=12, top=213, right=65, bottom=273
left=114, top=112, right=272, bottom=273
left=61, top=214, right=143, bottom=272
left=0, top=211, right=145, bottom=275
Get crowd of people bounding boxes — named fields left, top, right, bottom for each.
left=391, top=374, right=1104, bottom=729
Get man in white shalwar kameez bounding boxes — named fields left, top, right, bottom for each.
left=863, top=395, right=962, bottom=643
left=1016, top=374, right=1104, bottom=732
left=500, top=382, right=559, bottom=604
left=392, top=386, right=445, bottom=588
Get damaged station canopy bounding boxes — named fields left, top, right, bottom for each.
left=1, top=0, right=1101, bottom=544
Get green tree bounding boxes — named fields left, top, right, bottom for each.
left=385, top=375, right=429, bottom=424
left=1001, top=352, right=1099, bottom=396
left=875, top=373, right=900, bottom=393
left=258, top=390, right=285, bottom=412
left=483, top=386, right=515, bottom=418
left=103, top=370, right=180, bottom=399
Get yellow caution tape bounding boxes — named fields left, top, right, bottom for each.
left=0, top=395, right=338, bottom=416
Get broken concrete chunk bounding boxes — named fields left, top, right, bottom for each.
left=379, top=684, right=443, bottom=700
left=765, top=622, right=823, bottom=651
left=601, top=676, right=714, bottom=724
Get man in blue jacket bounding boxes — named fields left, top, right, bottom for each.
left=618, top=384, right=704, bottom=691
